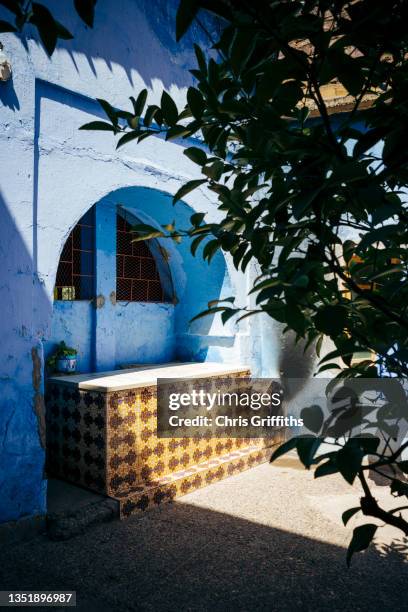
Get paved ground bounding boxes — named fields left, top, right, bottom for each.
left=47, top=478, right=107, bottom=514
left=1, top=461, right=407, bottom=611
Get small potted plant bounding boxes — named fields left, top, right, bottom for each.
left=47, top=341, right=78, bottom=373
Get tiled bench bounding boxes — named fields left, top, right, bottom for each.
left=46, top=363, right=282, bottom=518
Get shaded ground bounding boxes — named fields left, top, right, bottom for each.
left=1, top=462, right=407, bottom=611
left=47, top=479, right=107, bottom=514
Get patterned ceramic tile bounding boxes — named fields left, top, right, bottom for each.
left=116, top=443, right=281, bottom=519
left=46, top=371, right=283, bottom=517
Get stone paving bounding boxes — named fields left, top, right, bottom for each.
left=1, top=462, right=407, bottom=611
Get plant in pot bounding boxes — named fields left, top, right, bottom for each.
left=46, top=341, right=78, bottom=374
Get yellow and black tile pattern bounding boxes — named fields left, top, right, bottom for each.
left=46, top=371, right=282, bottom=518
left=115, top=443, right=281, bottom=518
left=46, top=384, right=107, bottom=494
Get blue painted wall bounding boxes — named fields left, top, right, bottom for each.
left=45, top=196, right=179, bottom=370
left=0, top=195, right=48, bottom=523
left=115, top=302, right=175, bottom=365
left=0, top=0, right=281, bottom=523
left=50, top=298, right=176, bottom=371
left=48, top=302, right=94, bottom=373
left=46, top=188, right=229, bottom=372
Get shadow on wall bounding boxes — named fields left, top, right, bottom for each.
left=0, top=499, right=406, bottom=609
left=279, top=330, right=317, bottom=401
left=27, top=0, right=219, bottom=89
left=0, top=192, right=49, bottom=522
left=0, top=74, right=20, bottom=111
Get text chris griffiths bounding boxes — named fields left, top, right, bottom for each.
left=168, top=415, right=304, bottom=428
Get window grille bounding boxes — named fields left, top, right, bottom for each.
left=54, top=207, right=95, bottom=301
left=116, top=214, right=164, bottom=302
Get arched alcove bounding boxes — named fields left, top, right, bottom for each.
left=45, top=186, right=234, bottom=373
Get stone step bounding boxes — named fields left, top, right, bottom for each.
left=114, top=443, right=274, bottom=519
left=46, top=498, right=119, bottom=541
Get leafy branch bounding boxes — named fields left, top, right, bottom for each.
left=77, top=0, right=408, bottom=564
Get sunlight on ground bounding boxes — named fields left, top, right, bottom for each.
left=177, top=460, right=408, bottom=554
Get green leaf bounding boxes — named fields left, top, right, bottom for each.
left=203, top=160, right=224, bottom=181
left=208, top=297, right=235, bottom=308
left=273, top=80, right=304, bottom=113
left=176, top=0, right=199, bottom=41
left=347, top=524, right=377, bottom=567
left=318, top=340, right=358, bottom=366
left=203, top=239, right=220, bottom=262
left=190, top=212, right=205, bottom=226
left=161, top=91, right=179, bottom=126
left=318, top=363, right=342, bottom=373
left=343, top=240, right=356, bottom=264
left=130, top=89, right=148, bottom=117
left=173, top=179, right=207, bottom=204
left=79, top=121, right=116, bottom=131
left=116, top=131, right=141, bottom=149
left=131, top=231, right=163, bottom=242
left=315, top=335, right=324, bottom=358
left=315, top=305, right=347, bottom=337
left=257, top=57, right=305, bottom=101
left=129, top=223, right=163, bottom=242
left=190, top=234, right=207, bottom=256
left=353, top=128, right=386, bottom=159
left=144, top=105, right=159, bottom=127
left=137, top=130, right=156, bottom=143
left=293, top=274, right=309, bottom=288
left=97, top=98, right=118, bottom=127
left=165, top=125, right=192, bottom=141
left=284, top=304, right=306, bottom=335
left=184, top=146, right=207, bottom=166
left=250, top=279, right=281, bottom=295
left=368, top=267, right=403, bottom=282
left=342, top=507, right=361, bottom=526
left=292, top=188, right=322, bottom=219
left=194, top=43, right=207, bottom=74
left=221, top=308, right=237, bottom=324
left=358, top=225, right=400, bottom=251
left=330, top=161, right=367, bottom=184
left=382, top=128, right=408, bottom=166
left=190, top=306, right=230, bottom=323
left=74, top=0, right=97, bottom=27
left=187, top=87, right=205, bottom=119
left=230, top=28, right=257, bottom=74
left=328, top=49, right=365, bottom=97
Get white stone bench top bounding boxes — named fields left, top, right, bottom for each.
left=49, top=362, right=250, bottom=392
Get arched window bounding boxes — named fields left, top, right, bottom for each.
left=116, top=214, right=167, bottom=302
left=54, top=207, right=95, bottom=301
